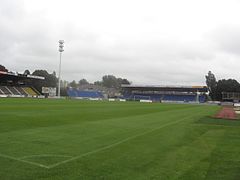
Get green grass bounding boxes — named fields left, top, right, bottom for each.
left=0, top=98, right=240, bottom=179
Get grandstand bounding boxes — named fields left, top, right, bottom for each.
left=67, top=88, right=104, bottom=99
left=0, top=71, right=44, bottom=97
left=222, top=92, right=240, bottom=102
left=78, top=84, right=119, bottom=98
left=67, top=84, right=122, bottom=99
left=122, top=85, right=208, bottom=103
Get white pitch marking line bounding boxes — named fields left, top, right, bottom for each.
left=0, top=153, right=50, bottom=169
left=19, top=154, right=73, bottom=160
left=0, top=111, right=202, bottom=169
left=48, top=115, right=192, bottom=169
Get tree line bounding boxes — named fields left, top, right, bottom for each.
left=0, top=64, right=131, bottom=94
left=69, top=75, right=130, bottom=89
left=3, top=64, right=240, bottom=100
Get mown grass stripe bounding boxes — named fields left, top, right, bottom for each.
left=48, top=114, right=194, bottom=168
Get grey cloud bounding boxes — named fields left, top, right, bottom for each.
left=211, top=26, right=240, bottom=55
left=0, top=0, right=24, bottom=19
left=1, top=0, right=240, bottom=85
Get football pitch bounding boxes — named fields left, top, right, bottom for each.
left=1, top=98, right=240, bottom=179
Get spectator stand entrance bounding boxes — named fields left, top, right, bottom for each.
left=0, top=71, right=44, bottom=98
left=122, top=85, right=208, bottom=103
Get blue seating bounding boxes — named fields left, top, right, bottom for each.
left=67, top=89, right=78, bottom=97
left=199, top=95, right=206, bottom=103
left=67, top=89, right=103, bottom=98
left=123, top=93, right=206, bottom=103
left=162, top=94, right=196, bottom=102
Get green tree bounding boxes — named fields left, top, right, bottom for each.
left=102, top=75, right=119, bottom=88
left=32, top=70, right=58, bottom=93
left=94, top=81, right=102, bottom=86
left=93, top=75, right=131, bottom=89
left=23, top=69, right=30, bottom=75
left=69, top=80, right=77, bottom=88
left=215, top=79, right=240, bottom=100
left=0, top=65, right=8, bottom=72
left=79, top=79, right=89, bottom=86
left=205, top=71, right=217, bottom=100
left=117, top=78, right=130, bottom=85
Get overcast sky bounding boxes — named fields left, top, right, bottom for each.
left=1, top=0, right=240, bottom=85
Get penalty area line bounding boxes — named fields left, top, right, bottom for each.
left=19, top=154, right=73, bottom=160
left=0, top=153, right=50, bottom=169
left=48, top=115, right=191, bottom=169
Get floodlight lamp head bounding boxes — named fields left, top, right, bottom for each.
left=59, top=40, right=64, bottom=44
left=58, top=40, right=64, bottom=52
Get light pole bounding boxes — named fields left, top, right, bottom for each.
left=58, top=40, right=64, bottom=98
